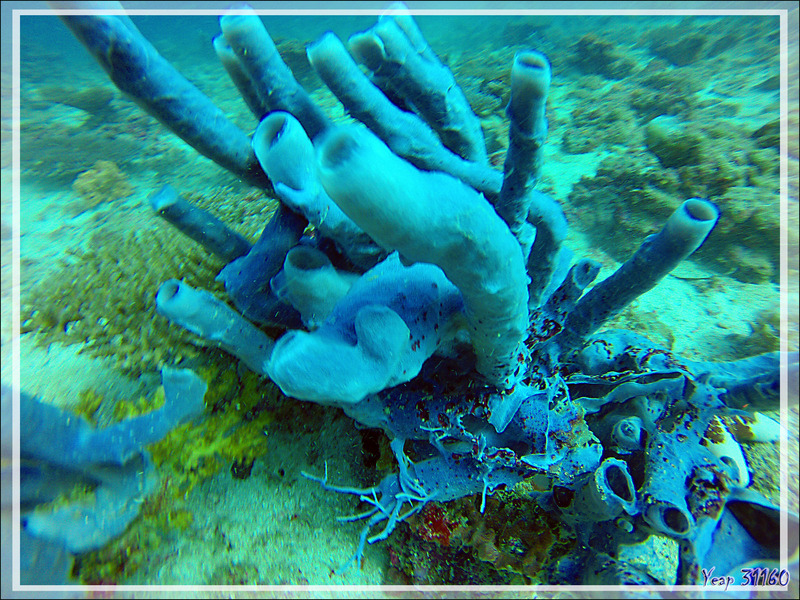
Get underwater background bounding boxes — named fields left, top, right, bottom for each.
left=1, top=1, right=798, bottom=597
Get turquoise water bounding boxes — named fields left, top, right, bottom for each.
left=5, top=5, right=794, bottom=594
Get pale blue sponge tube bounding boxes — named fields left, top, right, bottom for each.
left=21, top=367, right=207, bottom=553
left=348, top=14, right=487, bottom=164
left=316, top=125, right=529, bottom=389
left=267, top=253, right=463, bottom=404
left=212, top=33, right=264, bottom=119
left=497, top=50, right=551, bottom=239
left=270, top=246, right=359, bottom=328
left=219, top=9, right=329, bottom=139
left=252, top=111, right=383, bottom=269
left=148, top=184, right=251, bottom=264
left=155, top=279, right=273, bottom=374
left=559, top=198, right=720, bottom=345
left=57, top=13, right=269, bottom=189
left=216, top=203, right=306, bottom=329
left=306, top=32, right=502, bottom=198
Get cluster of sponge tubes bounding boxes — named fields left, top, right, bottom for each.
left=52, top=1, right=795, bottom=586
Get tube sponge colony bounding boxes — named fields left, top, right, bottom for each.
left=20, top=368, right=207, bottom=556
left=57, top=3, right=792, bottom=586
left=316, top=125, right=529, bottom=388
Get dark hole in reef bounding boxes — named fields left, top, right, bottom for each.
left=606, top=465, right=633, bottom=502
left=460, top=414, right=490, bottom=436
left=567, top=382, right=617, bottom=400
left=70, top=555, right=84, bottom=580
left=287, top=246, right=328, bottom=271
left=553, top=485, right=574, bottom=508
left=663, top=507, right=690, bottom=534
left=728, top=501, right=780, bottom=550
left=612, top=353, right=640, bottom=373
left=638, top=372, right=684, bottom=385
left=231, top=457, right=255, bottom=480
left=505, top=440, right=532, bottom=457
left=626, top=447, right=647, bottom=491
left=359, top=428, right=383, bottom=470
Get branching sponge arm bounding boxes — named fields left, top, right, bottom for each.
left=155, top=279, right=273, bottom=375
left=266, top=253, right=463, bottom=404
left=349, top=14, right=486, bottom=164
left=149, top=184, right=252, bottom=264
left=307, top=32, right=502, bottom=198
left=497, top=51, right=551, bottom=240
left=558, top=199, right=720, bottom=347
left=219, top=9, right=330, bottom=140
left=252, top=111, right=384, bottom=269
left=58, top=13, right=270, bottom=189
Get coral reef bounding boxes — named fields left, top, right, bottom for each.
left=12, top=4, right=793, bottom=590
left=568, top=33, right=635, bottom=79
left=557, top=14, right=782, bottom=287
left=70, top=159, right=133, bottom=211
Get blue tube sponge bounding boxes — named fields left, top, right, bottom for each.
left=267, top=253, right=463, bottom=405
left=567, top=458, right=637, bottom=522
left=155, top=279, right=273, bottom=374
left=219, top=9, right=329, bottom=139
left=558, top=198, right=720, bottom=346
left=21, top=367, right=206, bottom=469
left=348, top=12, right=487, bottom=164
left=316, top=125, right=529, bottom=389
left=216, top=203, right=305, bottom=329
left=212, top=34, right=263, bottom=119
left=271, top=246, right=359, bottom=328
left=498, top=51, right=551, bottom=240
left=306, top=32, right=501, bottom=198
left=252, top=112, right=383, bottom=269
left=58, top=14, right=269, bottom=189
left=21, top=367, right=206, bottom=553
left=149, top=184, right=251, bottom=263
left=526, top=190, right=569, bottom=307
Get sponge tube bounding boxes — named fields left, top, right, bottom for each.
left=559, top=199, right=720, bottom=346
left=525, top=189, right=568, bottom=307
left=497, top=51, right=551, bottom=255
left=273, top=246, right=359, bottom=328
left=317, top=125, right=529, bottom=388
left=268, top=305, right=411, bottom=405
left=19, top=367, right=207, bottom=468
left=252, top=112, right=383, bottom=269
left=569, top=458, right=637, bottom=522
left=213, top=34, right=264, bottom=119
left=155, top=279, right=273, bottom=374
left=307, top=32, right=502, bottom=198
left=58, top=14, right=270, bottom=189
left=219, top=9, right=329, bottom=139
left=148, top=184, right=251, bottom=264
left=266, top=253, right=463, bottom=404
left=216, top=203, right=306, bottom=329
left=348, top=15, right=487, bottom=164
